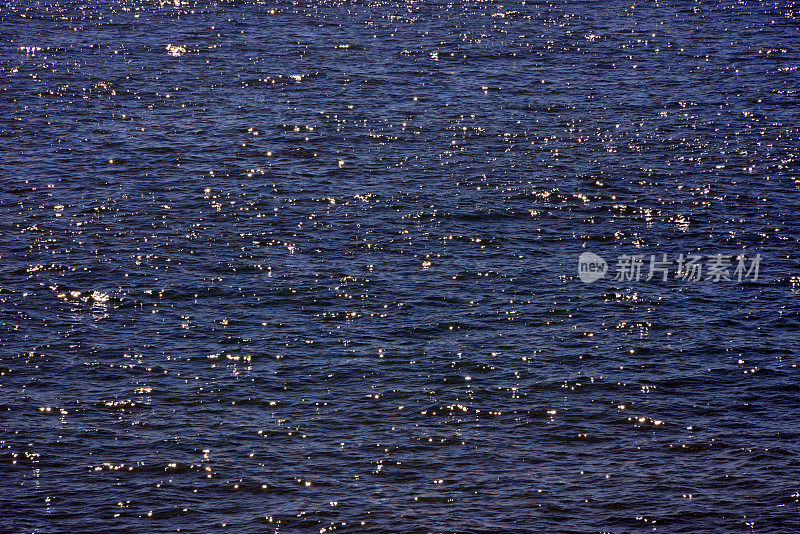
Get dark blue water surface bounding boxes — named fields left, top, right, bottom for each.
left=2, top=0, right=800, bottom=532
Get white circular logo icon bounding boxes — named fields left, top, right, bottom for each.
left=578, top=252, right=608, bottom=283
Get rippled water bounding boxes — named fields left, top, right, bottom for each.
left=2, top=0, right=800, bottom=532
